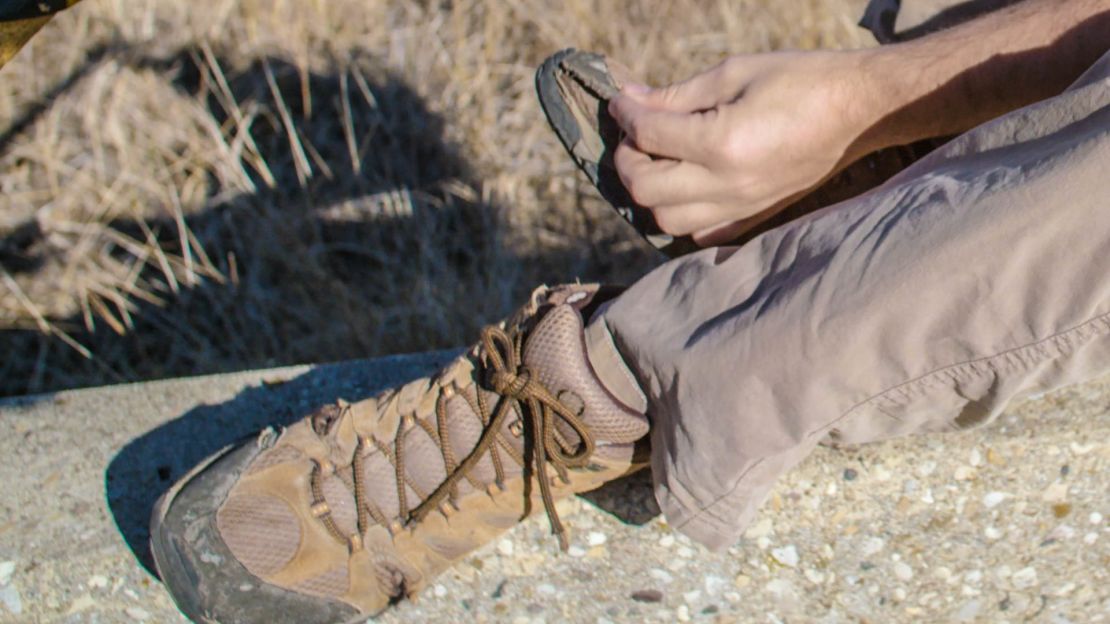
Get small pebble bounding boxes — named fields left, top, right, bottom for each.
left=744, top=518, right=774, bottom=539
left=630, top=589, right=663, bottom=603
left=734, top=574, right=752, bottom=588
left=703, top=575, right=726, bottom=595
left=893, top=587, right=907, bottom=602
left=965, top=570, right=982, bottom=584
left=1041, top=482, right=1068, bottom=503
left=969, top=449, right=983, bottom=467
left=893, top=561, right=914, bottom=581
left=676, top=605, right=691, bottom=622
left=983, top=492, right=1010, bottom=509
left=954, top=466, right=976, bottom=481
left=0, top=562, right=13, bottom=586
left=1011, top=567, right=1038, bottom=590
left=65, top=594, right=96, bottom=616
left=497, top=539, right=514, bottom=556
left=587, top=532, right=607, bottom=546
left=87, top=575, right=109, bottom=589
left=676, top=546, right=695, bottom=558
left=915, top=461, right=937, bottom=477
left=1089, top=512, right=1104, bottom=525
left=433, top=584, right=448, bottom=598
left=861, top=537, right=885, bottom=556
left=536, top=583, right=555, bottom=595
left=843, top=468, right=858, bottom=481
left=804, top=568, right=825, bottom=584
left=658, top=535, right=676, bottom=548
left=984, top=526, right=1003, bottom=540
left=682, top=589, right=701, bottom=604
left=567, top=546, right=586, bottom=558
left=771, top=545, right=799, bottom=568
left=1069, top=441, right=1096, bottom=455
left=954, top=599, right=981, bottom=621
left=1083, top=532, right=1098, bottom=545
left=0, top=585, right=22, bottom=615
left=126, top=606, right=150, bottom=621
left=649, top=569, right=673, bottom=584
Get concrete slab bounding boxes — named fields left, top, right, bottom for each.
left=0, top=354, right=1107, bottom=623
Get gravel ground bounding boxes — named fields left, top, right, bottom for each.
left=0, top=354, right=1107, bottom=623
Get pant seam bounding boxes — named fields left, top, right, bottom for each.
left=679, top=306, right=1110, bottom=534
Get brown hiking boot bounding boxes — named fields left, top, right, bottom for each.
left=150, top=284, right=650, bottom=623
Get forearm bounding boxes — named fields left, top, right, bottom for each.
left=854, top=0, right=1110, bottom=152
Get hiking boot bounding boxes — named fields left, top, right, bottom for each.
left=151, top=284, right=651, bottom=623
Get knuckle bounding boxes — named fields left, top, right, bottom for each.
left=652, top=209, right=682, bottom=235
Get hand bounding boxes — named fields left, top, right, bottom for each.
left=609, top=51, right=881, bottom=246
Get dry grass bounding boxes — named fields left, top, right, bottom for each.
left=0, top=0, right=873, bottom=396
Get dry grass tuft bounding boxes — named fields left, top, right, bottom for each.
left=0, top=0, right=872, bottom=396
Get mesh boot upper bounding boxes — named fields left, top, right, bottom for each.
left=214, top=284, right=649, bottom=612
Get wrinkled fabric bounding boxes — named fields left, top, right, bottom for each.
left=595, top=50, right=1110, bottom=549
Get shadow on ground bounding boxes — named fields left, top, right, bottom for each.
left=0, top=41, right=657, bottom=396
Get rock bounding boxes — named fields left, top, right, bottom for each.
left=0, top=562, right=13, bottom=586
left=433, top=584, right=448, bottom=598
left=649, top=569, right=673, bottom=584
left=567, top=546, right=586, bottom=558
left=1041, top=482, right=1068, bottom=503
left=682, top=590, right=701, bottom=604
left=676, top=546, right=695, bottom=558
left=893, top=561, right=914, bottom=581
left=734, top=574, right=752, bottom=588
left=66, top=594, right=97, bottom=615
left=587, top=532, right=607, bottom=546
left=658, top=535, right=676, bottom=548
left=126, top=606, right=150, bottom=621
left=804, top=568, right=825, bottom=584
left=915, top=461, right=937, bottom=477
left=861, top=537, right=885, bottom=556
left=744, top=518, right=774, bottom=539
left=676, top=605, right=691, bottom=622
left=497, top=539, right=514, bottom=556
left=630, top=589, right=663, bottom=603
left=1011, top=567, right=1038, bottom=590
left=1083, top=532, right=1098, bottom=545
left=954, top=599, right=981, bottom=621
left=0, top=585, right=22, bottom=615
left=703, top=575, right=726, bottom=595
left=969, top=448, right=983, bottom=467
left=954, top=466, right=976, bottom=481
left=771, top=545, right=799, bottom=568
left=765, top=579, right=797, bottom=601
left=985, top=526, right=1003, bottom=540
left=1089, top=512, right=1104, bottom=525
left=87, top=574, right=109, bottom=589
left=843, top=468, right=858, bottom=481
left=983, top=492, right=1011, bottom=509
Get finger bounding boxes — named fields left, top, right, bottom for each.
left=618, top=62, right=733, bottom=113
left=614, top=140, right=726, bottom=207
left=608, top=97, right=716, bottom=162
left=649, top=202, right=742, bottom=237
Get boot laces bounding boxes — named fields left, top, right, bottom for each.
left=308, top=321, right=596, bottom=552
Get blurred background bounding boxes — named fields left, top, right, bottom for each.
left=0, top=0, right=875, bottom=397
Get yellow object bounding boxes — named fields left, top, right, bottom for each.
left=0, top=0, right=83, bottom=69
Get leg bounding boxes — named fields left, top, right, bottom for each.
left=595, top=51, right=1110, bottom=549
